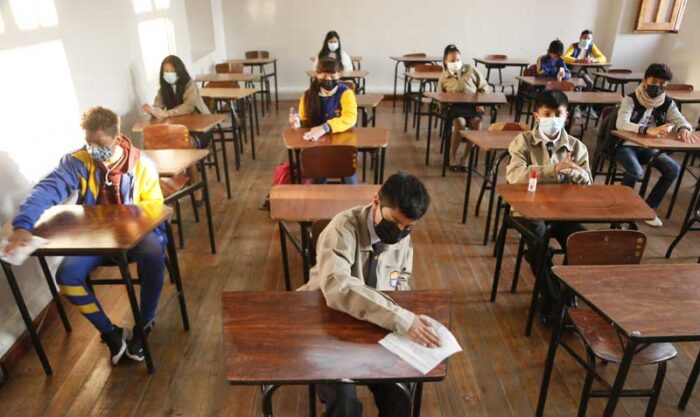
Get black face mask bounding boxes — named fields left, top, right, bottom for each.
left=319, top=78, right=339, bottom=91
left=646, top=84, right=665, bottom=98
left=374, top=205, right=411, bottom=245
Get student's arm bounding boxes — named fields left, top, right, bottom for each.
left=562, top=44, right=577, bottom=64
left=505, top=134, right=558, bottom=183
left=12, top=155, right=82, bottom=232
left=163, top=82, right=202, bottom=116
left=665, top=100, right=693, bottom=132
left=341, top=51, right=354, bottom=72
left=397, top=239, right=413, bottom=290
left=616, top=96, right=646, bottom=134
left=591, top=44, right=607, bottom=64
left=472, top=65, right=489, bottom=93
left=326, top=89, right=358, bottom=132
left=135, top=157, right=164, bottom=205
left=560, top=60, right=571, bottom=79
left=437, top=72, right=447, bottom=93
left=316, top=222, right=416, bottom=334
left=570, top=141, right=592, bottom=185
left=297, top=93, right=310, bottom=127
left=536, top=56, right=551, bottom=78
left=153, top=88, right=165, bottom=109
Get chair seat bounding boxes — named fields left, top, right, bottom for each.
left=569, top=308, right=677, bottom=365
left=160, top=175, right=190, bottom=199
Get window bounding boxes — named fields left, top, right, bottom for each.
left=138, top=17, right=177, bottom=81
left=636, top=0, right=688, bottom=33
left=184, top=0, right=215, bottom=61
left=8, top=0, right=58, bottom=31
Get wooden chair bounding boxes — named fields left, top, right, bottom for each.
left=666, top=83, right=694, bottom=92
left=545, top=80, right=575, bottom=91
left=300, top=145, right=357, bottom=183
left=341, top=80, right=356, bottom=92
left=401, top=53, right=428, bottom=114
left=202, top=80, right=245, bottom=170
left=309, top=219, right=332, bottom=268
left=245, top=50, right=272, bottom=112
left=545, top=230, right=677, bottom=417
left=483, top=54, right=516, bottom=97
left=412, top=64, right=443, bottom=142
left=599, top=68, right=633, bottom=94
left=515, top=64, right=539, bottom=124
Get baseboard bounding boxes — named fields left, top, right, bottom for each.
left=0, top=302, right=59, bottom=374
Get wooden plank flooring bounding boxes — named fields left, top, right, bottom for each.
left=1, top=101, right=699, bottom=416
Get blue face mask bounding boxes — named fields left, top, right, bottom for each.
left=538, top=117, right=566, bottom=137
left=87, top=138, right=116, bottom=162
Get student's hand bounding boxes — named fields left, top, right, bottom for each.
left=678, top=129, right=695, bottom=143
left=555, top=154, right=581, bottom=174
left=142, top=104, right=152, bottom=114
left=406, top=315, right=442, bottom=348
left=151, top=107, right=169, bottom=120
left=647, top=123, right=673, bottom=138
left=303, top=125, right=327, bottom=141
left=3, top=228, right=32, bottom=256
left=589, top=57, right=598, bottom=63
left=475, top=106, right=485, bottom=113
left=288, top=113, right=297, bottom=126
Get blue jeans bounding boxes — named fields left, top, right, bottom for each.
left=614, top=146, right=681, bottom=210
left=56, top=230, right=166, bottom=333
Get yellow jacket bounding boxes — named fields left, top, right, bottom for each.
left=563, top=42, right=607, bottom=64
left=298, top=83, right=357, bottom=132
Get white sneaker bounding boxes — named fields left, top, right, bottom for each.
left=644, top=216, right=663, bottom=227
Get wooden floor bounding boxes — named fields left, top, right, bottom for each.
left=1, top=100, right=700, bottom=417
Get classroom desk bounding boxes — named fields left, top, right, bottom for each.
left=194, top=73, right=261, bottom=85
left=306, top=70, right=369, bottom=93
left=515, top=76, right=587, bottom=89
left=389, top=55, right=442, bottom=108
left=667, top=90, right=700, bottom=111
left=567, top=62, right=612, bottom=73
left=200, top=87, right=259, bottom=167
left=491, top=184, right=655, bottom=336
left=423, top=92, right=508, bottom=176
left=402, top=72, right=442, bottom=132
left=308, top=55, right=363, bottom=69
left=592, top=71, right=644, bottom=95
left=226, top=57, right=278, bottom=111
left=563, top=91, right=623, bottom=133
left=513, top=77, right=588, bottom=123
left=282, top=127, right=389, bottom=185
left=0, top=204, right=186, bottom=375
left=146, top=149, right=217, bottom=254
left=472, top=57, right=529, bottom=90
left=132, top=114, right=231, bottom=199
left=460, top=130, right=520, bottom=245
left=536, top=264, right=700, bottom=417
left=355, top=94, right=384, bottom=127
left=222, top=289, right=451, bottom=417
left=611, top=129, right=700, bottom=220
left=269, top=184, right=379, bottom=289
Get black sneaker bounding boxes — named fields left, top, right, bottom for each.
left=100, top=326, right=130, bottom=365
left=126, top=321, right=154, bottom=362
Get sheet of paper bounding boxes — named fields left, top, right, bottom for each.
left=379, top=317, right=462, bottom=375
left=0, top=236, right=49, bottom=266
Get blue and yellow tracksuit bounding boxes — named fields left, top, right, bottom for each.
left=536, top=55, right=571, bottom=80
left=12, top=137, right=166, bottom=333
left=563, top=42, right=607, bottom=65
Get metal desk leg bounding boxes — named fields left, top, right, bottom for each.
left=200, top=160, right=217, bottom=254
left=490, top=205, right=511, bottom=301
left=278, top=221, right=292, bottom=291
left=261, top=384, right=281, bottom=417
left=603, top=338, right=638, bottom=416
left=247, top=97, right=256, bottom=160
left=372, top=107, right=377, bottom=127
left=679, top=350, right=700, bottom=410
left=380, top=148, right=386, bottom=183
left=295, top=150, right=303, bottom=184
left=38, top=256, right=72, bottom=332
left=287, top=149, right=295, bottom=182
left=273, top=61, right=279, bottom=111
left=164, top=222, right=190, bottom=331
left=301, top=222, right=311, bottom=284
left=116, top=251, right=154, bottom=373
left=211, top=127, right=231, bottom=199
left=1, top=261, right=53, bottom=375
left=412, top=382, right=424, bottom=417
left=526, top=224, right=553, bottom=337
left=639, top=151, right=665, bottom=198
left=308, top=385, right=317, bottom=417
left=392, top=61, right=400, bottom=109
left=666, top=152, right=691, bottom=219
left=462, top=145, right=477, bottom=224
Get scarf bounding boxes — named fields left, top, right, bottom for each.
left=635, top=83, right=665, bottom=109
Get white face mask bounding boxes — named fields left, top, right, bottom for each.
left=327, top=42, right=339, bottom=52
left=163, top=71, right=178, bottom=85
left=538, top=116, right=566, bottom=137
left=579, top=39, right=591, bottom=49
left=446, top=60, right=463, bottom=73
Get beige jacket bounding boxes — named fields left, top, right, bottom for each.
left=437, top=65, right=489, bottom=94
left=506, top=128, right=592, bottom=185
left=298, top=205, right=415, bottom=335
left=154, top=80, right=210, bottom=117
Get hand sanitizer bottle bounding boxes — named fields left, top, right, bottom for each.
left=528, top=169, right=538, bottom=192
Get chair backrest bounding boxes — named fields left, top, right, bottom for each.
left=404, top=52, right=427, bottom=71
left=143, top=124, right=190, bottom=150
left=545, top=80, right=575, bottom=92
left=485, top=54, right=508, bottom=60
left=566, top=230, right=646, bottom=266
left=215, top=63, right=230, bottom=73
left=666, top=83, right=694, bottom=92
left=341, top=80, right=356, bottom=92
left=245, top=50, right=269, bottom=59
left=523, top=64, right=537, bottom=77
left=300, top=145, right=357, bottom=180
left=311, top=219, right=332, bottom=255
left=608, top=68, right=633, bottom=74
left=202, top=81, right=236, bottom=111
left=488, top=122, right=529, bottom=132
left=414, top=64, right=442, bottom=73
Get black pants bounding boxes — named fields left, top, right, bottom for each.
left=316, top=383, right=411, bottom=417
left=518, top=219, right=585, bottom=316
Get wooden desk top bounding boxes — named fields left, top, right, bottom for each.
left=200, top=87, right=258, bottom=100
left=563, top=91, right=623, bottom=105
left=222, top=290, right=452, bottom=384
left=390, top=55, right=442, bottom=63
left=516, top=76, right=587, bottom=88
left=131, top=114, right=226, bottom=133
left=32, top=205, right=171, bottom=255
left=194, top=73, right=261, bottom=83
left=496, top=184, right=655, bottom=222
left=309, top=56, right=362, bottom=62
left=404, top=72, right=441, bottom=81
left=553, top=264, right=700, bottom=341
left=356, top=94, right=385, bottom=108
left=567, top=62, right=612, bottom=69
left=227, top=58, right=276, bottom=65
left=270, top=184, right=380, bottom=222
left=611, top=130, right=700, bottom=151
left=667, top=90, right=700, bottom=103
left=423, top=92, right=507, bottom=105
left=306, top=70, right=369, bottom=79
left=592, top=71, right=644, bottom=82
left=473, top=57, right=529, bottom=66
left=282, top=128, right=389, bottom=150
left=145, top=149, right=210, bottom=176
left=460, top=130, right=520, bottom=151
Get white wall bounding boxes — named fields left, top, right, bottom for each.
left=0, top=0, right=226, bottom=359
left=667, top=0, right=700, bottom=124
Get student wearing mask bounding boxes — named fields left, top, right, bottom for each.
left=299, top=172, right=438, bottom=417
left=506, top=90, right=590, bottom=320
left=2, top=107, right=165, bottom=365
left=563, top=29, right=607, bottom=88
left=292, top=57, right=358, bottom=183
left=437, top=44, right=489, bottom=171
left=614, top=63, right=694, bottom=227
left=313, top=30, right=353, bottom=72
left=536, top=40, right=571, bottom=81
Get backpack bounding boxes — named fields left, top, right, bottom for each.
left=595, top=106, right=620, bottom=156
left=272, top=162, right=294, bottom=185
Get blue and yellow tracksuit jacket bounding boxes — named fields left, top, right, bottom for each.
left=536, top=55, right=571, bottom=79
left=563, top=42, right=608, bottom=64
left=13, top=136, right=165, bottom=239
left=298, top=83, right=358, bottom=132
